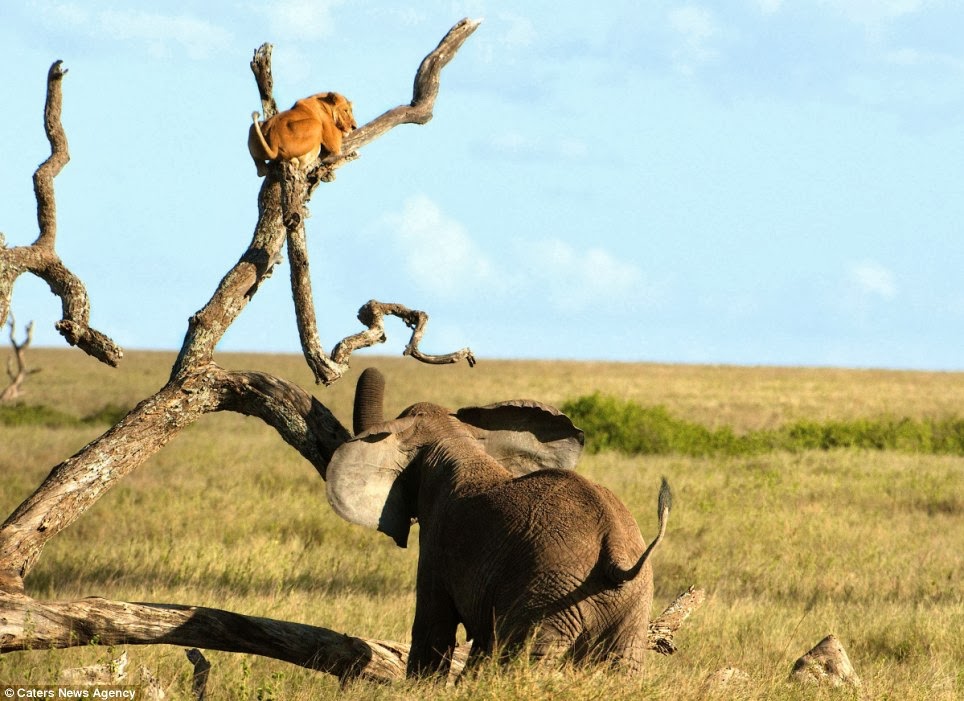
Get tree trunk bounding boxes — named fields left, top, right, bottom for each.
left=0, top=586, right=702, bottom=684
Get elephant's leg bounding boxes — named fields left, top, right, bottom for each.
left=407, top=585, right=460, bottom=678
left=528, top=622, right=575, bottom=664
left=596, top=609, right=649, bottom=675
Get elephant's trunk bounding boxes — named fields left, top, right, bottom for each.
left=606, top=478, right=672, bottom=584
left=353, top=367, right=386, bottom=435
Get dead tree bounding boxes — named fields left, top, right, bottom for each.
left=0, top=21, right=700, bottom=685
left=1, top=314, right=39, bottom=402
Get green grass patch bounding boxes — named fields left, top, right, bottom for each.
left=563, top=393, right=964, bottom=456
left=0, top=402, right=130, bottom=428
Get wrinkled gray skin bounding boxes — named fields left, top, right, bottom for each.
left=327, top=368, right=671, bottom=678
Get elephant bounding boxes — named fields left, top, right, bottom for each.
left=326, top=367, right=672, bottom=677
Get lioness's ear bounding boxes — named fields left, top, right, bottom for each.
left=456, top=401, right=584, bottom=476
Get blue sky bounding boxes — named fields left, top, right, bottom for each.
left=2, top=1, right=962, bottom=370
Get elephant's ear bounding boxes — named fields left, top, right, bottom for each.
left=326, top=417, right=418, bottom=548
left=456, top=400, right=585, bottom=476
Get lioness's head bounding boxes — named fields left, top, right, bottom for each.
left=315, top=92, right=357, bottom=135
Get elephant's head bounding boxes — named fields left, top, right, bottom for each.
left=326, top=368, right=585, bottom=547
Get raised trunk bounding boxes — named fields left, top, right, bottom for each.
left=353, top=367, right=387, bottom=434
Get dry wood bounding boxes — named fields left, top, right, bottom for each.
left=282, top=162, right=346, bottom=384
left=1, top=315, right=40, bottom=402
left=185, top=648, right=211, bottom=700
left=0, top=591, right=406, bottom=683
left=0, top=587, right=700, bottom=684
left=0, top=61, right=122, bottom=366
left=647, top=585, right=705, bottom=655
left=325, top=18, right=483, bottom=172
left=790, top=634, right=861, bottom=687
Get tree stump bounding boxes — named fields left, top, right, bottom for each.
left=790, top=633, right=861, bottom=688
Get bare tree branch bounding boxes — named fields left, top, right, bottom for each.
left=0, top=17, right=478, bottom=594
left=0, top=61, right=122, bottom=367
left=1, top=314, right=40, bottom=402
left=250, top=43, right=278, bottom=121
left=332, top=300, right=477, bottom=368
left=0, top=364, right=351, bottom=593
left=34, top=61, right=70, bottom=248
left=282, top=163, right=348, bottom=384
left=185, top=649, right=211, bottom=701
left=328, top=18, right=483, bottom=165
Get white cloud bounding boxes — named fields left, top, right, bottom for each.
left=516, top=239, right=647, bottom=312
left=497, top=12, right=537, bottom=48
left=667, top=5, right=721, bottom=75
left=819, top=0, right=925, bottom=32
left=850, top=260, right=897, bottom=299
left=38, top=1, right=88, bottom=27
left=380, top=197, right=647, bottom=314
left=756, top=0, right=784, bottom=14
left=36, top=3, right=231, bottom=59
left=384, top=195, right=494, bottom=297
left=98, top=10, right=231, bottom=59
left=364, top=7, right=425, bottom=27
left=253, top=0, right=345, bottom=41
left=885, top=48, right=964, bottom=73
left=485, top=131, right=591, bottom=162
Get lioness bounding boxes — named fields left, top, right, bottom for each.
left=248, top=92, right=357, bottom=177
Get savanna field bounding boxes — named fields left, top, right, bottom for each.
left=0, top=349, right=962, bottom=700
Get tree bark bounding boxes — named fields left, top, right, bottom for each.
left=1, top=315, right=38, bottom=402
left=0, top=587, right=701, bottom=684
left=0, top=62, right=122, bottom=367
left=0, top=591, right=409, bottom=683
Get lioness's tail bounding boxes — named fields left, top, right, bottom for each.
left=606, top=477, right=672, bottom=584
left=250, top=111, right=276, bottom=159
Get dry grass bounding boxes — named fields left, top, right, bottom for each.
left=1, top=350, right=962, bottom=699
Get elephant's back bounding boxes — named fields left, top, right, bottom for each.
left=483, top=469, right=646, bottom=578
left=440, top=469, right=654, bottom=660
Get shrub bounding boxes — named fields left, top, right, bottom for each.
left=562, top=394, right=964, bottom=457
left=562, top=393, right=736, bottom=456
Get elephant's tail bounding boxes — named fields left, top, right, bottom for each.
left=606, top=477, right=672, bottom=584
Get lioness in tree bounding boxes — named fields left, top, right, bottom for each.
left=248, top=92, right=357, bottom=176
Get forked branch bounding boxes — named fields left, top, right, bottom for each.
left=0, top=61, right=122, bottom=366
left=333, top=300, right=477, bottom=368
left=1, top=314, right=39, bottom=402
left=322, top=18, right=483, bottom=176
left=276, top=17, right=482, bottom=382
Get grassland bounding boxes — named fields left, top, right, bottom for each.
left=0, top=349, right=962, bottom=699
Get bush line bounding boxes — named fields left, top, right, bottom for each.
left=562, top=393, right=964, bottom=457
left=8, top=396, right=963, bottom=457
